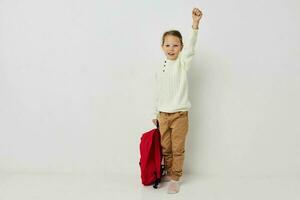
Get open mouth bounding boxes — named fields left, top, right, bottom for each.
left=168, top=52, right=175, bottom=56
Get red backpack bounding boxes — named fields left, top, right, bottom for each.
left=139, top=127, right=164, bottom=189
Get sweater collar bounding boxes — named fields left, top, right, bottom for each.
left=165, top=58, right=177, bottom=64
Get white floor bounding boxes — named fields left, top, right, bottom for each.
left=0, top=173, right=299, bottom=200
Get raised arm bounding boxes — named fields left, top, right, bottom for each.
left=181, top=8, right=203, bottom=70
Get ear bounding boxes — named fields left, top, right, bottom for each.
left=180, top=44, right=184, bottom=51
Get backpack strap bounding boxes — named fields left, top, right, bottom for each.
left=153, top=178, right=160, bottom=189
left=153, top=122, right=162, bottom=189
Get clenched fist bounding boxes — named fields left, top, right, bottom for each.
left=192, top=8, right=203, bottom=22
left=192, top=8, right=203, bottom=29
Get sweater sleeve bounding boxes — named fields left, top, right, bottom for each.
left=180, top=27, right=199, bottom=71
left=152, top=71, right=159, bottom=119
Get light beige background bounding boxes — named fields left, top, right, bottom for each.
left=0, top=0, right=299, bottom=179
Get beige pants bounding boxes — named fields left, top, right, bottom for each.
left=158, top=111, right=189, bottom=181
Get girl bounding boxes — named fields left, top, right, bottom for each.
left=152, top=8, right=203, bottom=194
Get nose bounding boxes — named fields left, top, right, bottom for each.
left=169, top=46, right=175, bottom=51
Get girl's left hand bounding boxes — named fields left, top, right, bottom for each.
left=192, top=8, right=203, bottom=22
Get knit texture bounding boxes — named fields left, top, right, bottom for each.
left=153, top=28, right=199, bottom=119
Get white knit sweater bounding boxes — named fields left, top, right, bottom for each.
left=153, top=28, right=199, bottom=119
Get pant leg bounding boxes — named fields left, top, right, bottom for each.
left=158, top=112, right=173, bottom=176
left=170, top=111, right=189, bottom=181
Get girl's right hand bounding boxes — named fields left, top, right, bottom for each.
left=152, top=119, right=158, bottom=127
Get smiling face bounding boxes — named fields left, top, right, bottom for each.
left=161, top=35, right=183, bottom=60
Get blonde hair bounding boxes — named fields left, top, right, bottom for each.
left=161, top=30, right=183, bottom=46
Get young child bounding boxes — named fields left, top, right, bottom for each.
left=152, top=8, right=203, bottom=194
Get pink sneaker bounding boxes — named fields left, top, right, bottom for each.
left=167, top=180, right=180, bottom=194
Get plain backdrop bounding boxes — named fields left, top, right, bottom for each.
left=0, top=0, right=299, bottom=179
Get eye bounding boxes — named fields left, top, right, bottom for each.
left=173, top=45, right=178, bottom=47
left=165, top=45, right=170, bottom=47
